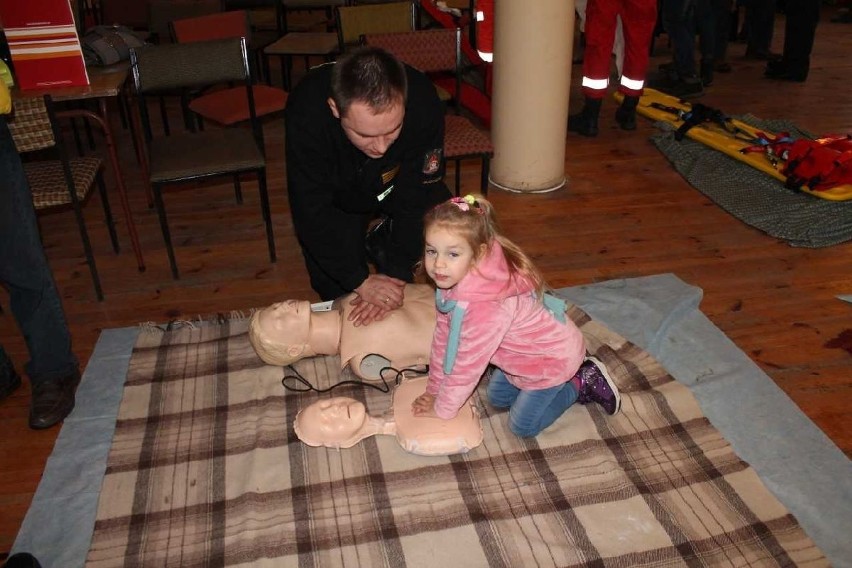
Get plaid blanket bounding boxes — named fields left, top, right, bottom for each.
left=86, top=307, right=826, bottom=567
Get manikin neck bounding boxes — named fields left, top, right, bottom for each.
left=308, top=310, right=342, bottom=355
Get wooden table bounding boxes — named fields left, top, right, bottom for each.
left=264, top=32, right=340, bottom=90
left=16, top=63, right=146, bottom=273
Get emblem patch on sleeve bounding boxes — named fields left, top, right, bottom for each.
left=422, top=148, right=443, bottom=174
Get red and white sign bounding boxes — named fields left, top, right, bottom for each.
left=0, top=0, right=89, bottom=90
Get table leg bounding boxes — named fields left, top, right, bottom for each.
left=95, top=99, right=146, bottom=272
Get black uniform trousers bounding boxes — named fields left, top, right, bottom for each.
left=780, top=0, right=819, bottom=77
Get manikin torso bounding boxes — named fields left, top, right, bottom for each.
left=249, top=284, right=436, bottom=381
left=339, top=284, right=435, bottom=380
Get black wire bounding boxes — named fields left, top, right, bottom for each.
left=281, top=364, right=429, bottom=394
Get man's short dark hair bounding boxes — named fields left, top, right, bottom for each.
left=330, top=46, right=408, bottom=116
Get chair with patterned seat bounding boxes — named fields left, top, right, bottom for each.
left=7, top=95, right=119, bottom=301
left=363, top=26, right=492, bottom=194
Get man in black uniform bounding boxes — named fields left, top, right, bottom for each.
left=285, top=47, right=451, bottom=326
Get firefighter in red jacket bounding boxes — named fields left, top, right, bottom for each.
left=568, top=0, right=657, bottom=137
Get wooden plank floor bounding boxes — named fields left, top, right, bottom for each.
left=1, top=8, right=850, bottom=557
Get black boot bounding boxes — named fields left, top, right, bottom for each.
left=615, top=95, right=638, bottom=131
left=568, top=98, right=601, bottom=137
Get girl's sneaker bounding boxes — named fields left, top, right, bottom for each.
left=576, top=356, right=621, bottom=415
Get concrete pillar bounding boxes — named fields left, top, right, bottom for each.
left=489, top=0, right=574, bottom=193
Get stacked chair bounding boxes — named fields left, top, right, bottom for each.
left=170, top=10, right=288, bottom=128
left=364, top=26, right=493, bottom=194
left=130, top=38, right=276, bottom=279
left=7, top=95, right=120, bottom=300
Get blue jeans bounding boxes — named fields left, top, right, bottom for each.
left=0, top=116, right=78, bottom=385
left=487, top=368, right=579, bottom=438
left=663, top=0, right=714, bottom=78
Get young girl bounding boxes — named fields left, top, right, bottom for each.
left=411, top=195, right=621, bottom=437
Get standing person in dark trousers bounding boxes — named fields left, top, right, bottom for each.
left=654, top=0, right=711, bottom=98
left=744, top=0, right=777, bottom=59
left=765, top=0, right=819, bottom=82
left=712, top=0, right=735, bottom=73
left=0, top=84, right=81, bottom=430
left=285, top=47, right=451, bottom=326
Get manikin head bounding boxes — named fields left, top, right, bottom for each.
left=294, top=377, right=483, bottom=456
left=293, top=397, right=374, bottom=449
left=248, top=300, right=340, bottom=366
left=327, top=46, right=407, bottom=159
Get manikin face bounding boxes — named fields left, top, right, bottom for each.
left=294, top=398, right=368, bottom=447
left=424, top=226, right=482, bottom=290
left=259, top=300, right=310, bottom=339
left=328, top=98, right=404, bottom=159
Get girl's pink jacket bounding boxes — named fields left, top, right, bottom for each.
left=426, top=242, right=586, bottom=419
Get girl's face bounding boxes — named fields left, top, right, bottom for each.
left=424, top=226, right=482, bottom=289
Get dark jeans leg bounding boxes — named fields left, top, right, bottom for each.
left=0, top=116, right=78, bottom=385
left=713, top=0, right=732, bottom=61
left=663, top=0, right=698, bottom=77
left=782, top=0, right=819, bottom=75
left=746, top=0, right=776, bottom=54
left=695, top=0, right=716, bottom=62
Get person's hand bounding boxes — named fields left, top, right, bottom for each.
left=349, top=274, right=406, bottom=326
left=411, top=392, right=437, bottom=417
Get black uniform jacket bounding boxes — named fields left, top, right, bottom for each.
left=285, top=62, right=449, bottom=293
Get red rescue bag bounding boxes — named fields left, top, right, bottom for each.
left=781, top=135, right=852, bottom=192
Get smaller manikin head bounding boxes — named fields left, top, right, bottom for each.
left=293, top=397, right=370, bottom=449
left=293, top=378, right=483, bottom=456
left=248, top=300, right=317, bottom=366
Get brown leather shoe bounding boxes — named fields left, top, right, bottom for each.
left=28, top=371, right=80, bottom=430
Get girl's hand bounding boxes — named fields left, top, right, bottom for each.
left=411, top=393, right=437, bottom=417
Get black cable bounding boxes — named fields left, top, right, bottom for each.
left=281, top=364, right=429, bottom=394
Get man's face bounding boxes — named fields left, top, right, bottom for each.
left=328, top=98, right=405, bottom=159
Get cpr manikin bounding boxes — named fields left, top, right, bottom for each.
left=249, top=284, right=436, bottom=381
left=293, top=376, right=483, bottom=455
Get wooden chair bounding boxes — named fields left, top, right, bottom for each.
left=364, top=27, right=493, bottom=194
left=145, top=0, right=224, bottom=136
left=335, top=1, right=416, bottom=51
left=6, top=95, right=120, bottom=301
left=170, top=10, right=288, bottom=127
left=221, top=0, right=286, bottom=81
left=260, top=0, right=345, bottom=90
left=280, top=0, right=347, bottom=34
left=130, top=37, right=276, bottom=279
left=99, top=0, right=149, bottom=30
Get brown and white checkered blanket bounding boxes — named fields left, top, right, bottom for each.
left=86, top=307, right=826, bottom=567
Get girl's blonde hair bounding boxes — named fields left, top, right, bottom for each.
left=419, top=195, right=547, bottom=295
